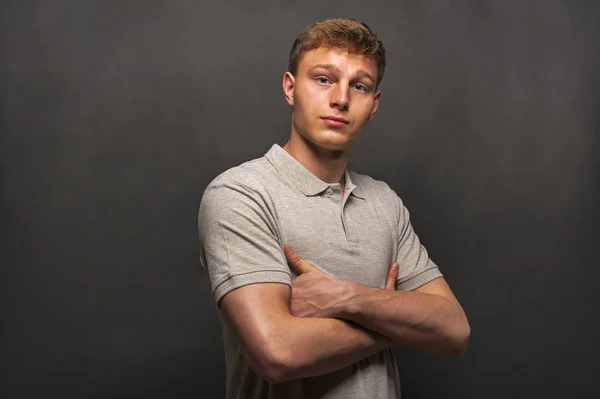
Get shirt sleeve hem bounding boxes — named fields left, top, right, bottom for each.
left=395, top=267, right=443, bottom=291
left=213, top=269, right=292, bottom=305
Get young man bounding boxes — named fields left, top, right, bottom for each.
left=198, top=18, right=470, bottom=399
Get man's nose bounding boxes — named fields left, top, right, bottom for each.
left=330, top=84, right=349, bottom=111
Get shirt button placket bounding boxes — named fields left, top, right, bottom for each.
left=342, top=212, right=359, bottom=243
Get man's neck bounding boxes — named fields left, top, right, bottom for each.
left=282, top=133, right=349, bottom=188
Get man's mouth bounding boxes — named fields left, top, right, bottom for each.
left=321, top=116, right=349, bottom=127
left=321, top=116, right=349, bottom=124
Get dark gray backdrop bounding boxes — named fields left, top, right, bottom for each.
left=2, top=1, right=598, bottom=398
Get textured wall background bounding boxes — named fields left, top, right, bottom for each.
left=2, top=1, right=598, bottom=398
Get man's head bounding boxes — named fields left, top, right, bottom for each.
left=283, top=18, right=386, bottom=151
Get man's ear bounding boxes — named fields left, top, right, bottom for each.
left=283, top=72, right=295, bottom=107
left=368, top=90, right=381, bottom=121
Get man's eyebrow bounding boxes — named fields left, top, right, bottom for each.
left=352, top=70, right=375, bottom=83
left=309, top=64, right=375, bottom=83
left=309, top=63, right=342, bottom=73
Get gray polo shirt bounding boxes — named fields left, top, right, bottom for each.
left=198, top=143, right=442, bottom=399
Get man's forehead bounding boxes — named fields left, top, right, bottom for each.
left=299, top=46, right=377, bottom=72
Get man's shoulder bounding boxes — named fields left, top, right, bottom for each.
left=206, top=156, right=272, bottom=191
left=200, top=155, right=277, bottom=210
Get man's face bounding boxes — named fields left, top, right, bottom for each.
left=283, top=45, right=381, bottom=151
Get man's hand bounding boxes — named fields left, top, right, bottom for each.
left=283, top=244, right=398, bottom=318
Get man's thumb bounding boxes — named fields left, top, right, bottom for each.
left=284, top=244, right=314, bottom=274
left=385, top=263, right=399, bottom=290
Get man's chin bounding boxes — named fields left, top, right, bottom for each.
left=293, top=127, right=359, bottom=153
left=317, top=129, right=360, bottom=148
left=305, top=136, right=353, bottom=153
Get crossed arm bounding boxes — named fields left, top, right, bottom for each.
left=220, top=244, right=470, bottom=383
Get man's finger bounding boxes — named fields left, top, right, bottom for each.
left=385, top=263, right=399, bottom=290
left=284, top=244, right=316, bottom=275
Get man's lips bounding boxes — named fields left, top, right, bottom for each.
left=321, top=116, right=349, bottom=127
left=321, top=116, right=349, bottom=124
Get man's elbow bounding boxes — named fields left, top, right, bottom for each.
left=242, top=340, right=294, bottom=383
left=257, top=351, right=290, bottom=384
left=447, top=318, right=471, bottom=356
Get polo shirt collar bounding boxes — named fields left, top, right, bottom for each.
left=264, top=144, right=366, bottom=200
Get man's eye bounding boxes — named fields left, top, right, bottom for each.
left=354, top=84, right=367, bottom=91
left=317, top=77, right=330, bottom=84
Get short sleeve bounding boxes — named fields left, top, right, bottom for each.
left=394, top=195, right=443, bottom=291
left=198, top=176, right=291, bottom=306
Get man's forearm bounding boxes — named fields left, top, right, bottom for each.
left=335, top=282, right=470, bottom=356
left=248, top=314, right=392, bottom=382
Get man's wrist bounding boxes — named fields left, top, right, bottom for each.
left=335, top=280, right=362, bottom=319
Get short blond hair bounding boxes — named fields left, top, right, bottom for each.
left=288, top=18, right=386, bottom=88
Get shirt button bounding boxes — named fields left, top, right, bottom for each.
left=326, top=188, right=333, bottom=195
